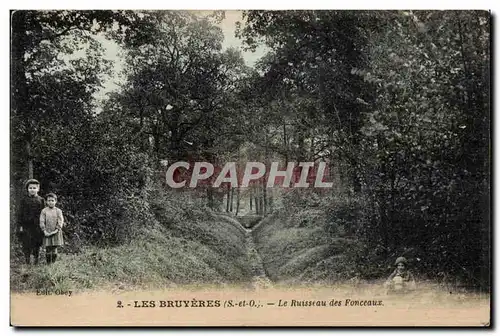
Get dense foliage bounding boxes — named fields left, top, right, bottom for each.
left=11, top=10, right=490, bottom=289
left=237, top=10, right=490, bottom=288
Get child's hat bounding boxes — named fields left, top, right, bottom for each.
left=24, top=178, right=40, bottom=190
left=395, top=256, right=407, bottom=265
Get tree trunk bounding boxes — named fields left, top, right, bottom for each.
left=230, top=187, right=234, bottom=212
left=297, top=133, right=305, bottom=162
left=138, top=105, right=149, bottom=152
left=207, top=185, right=214, bottom=209
left=350, top=136, right=362, bottom=193
left=26, top=139, right=33, bottom=179
left=250, top=187, right=253, bottom=211
left=269, top=188, right=274, bottom=213
left=235, top=186, right=240, bottom=216
left=254, top=186, right=260, bottom=215
left=259, top=187, right=264, bottom=215
left=283, top=122, right=289, bottom=164
left=310, top=136, right=315, bottom=161
left=262, top=180, right=267, bottom=215
left=169, top=126, right=179, bottom=160
left=153, top=124, right=161, bottom=158
left=12, top=11, right=30, bottom=181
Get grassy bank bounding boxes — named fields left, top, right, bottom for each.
left=252, top=191, right=362, bottom=285
left=10, top=188, right=251, bottom=292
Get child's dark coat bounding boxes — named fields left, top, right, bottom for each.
left=17, top=194, right=45, bottom=261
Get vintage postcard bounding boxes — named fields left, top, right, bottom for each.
left=9, top=9, right=491, bottom=327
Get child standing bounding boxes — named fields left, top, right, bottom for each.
left=384, top=256, right=417, bottom=293
left=17, top=179, right=45, bottom=265
left=39, top=193, right=64, bottom=264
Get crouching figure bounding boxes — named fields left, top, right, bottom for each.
left=384, top=257, right=417, bottom=294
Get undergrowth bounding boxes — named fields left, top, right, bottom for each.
left=10, top=185, right=252, bottom=292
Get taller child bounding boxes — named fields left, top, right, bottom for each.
left=17, top=179, right=45, bottom=265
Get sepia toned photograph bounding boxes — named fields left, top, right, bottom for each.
left=9, top=9, right=491, bottom=327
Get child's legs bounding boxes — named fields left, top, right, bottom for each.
left=31, top=236, right=42, bottom=264
left=46, top=246, right=55, bottom=264
left=46, top=246, right=60, bottom=264
left=21, top=232, right=32, bottom=264
left=52, top=246, right=59, bottom=262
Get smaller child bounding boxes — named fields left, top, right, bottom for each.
left=384, top=256, right=417, bottom=294
left=39, top=193, right=64, bottom=265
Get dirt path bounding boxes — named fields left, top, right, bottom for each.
left=245, top=225, right=273, bottom=290
left=215, top=212, right=272, bottom=290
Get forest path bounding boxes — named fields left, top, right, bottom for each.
left=218, top=211, right=272, bottom=290
left=243, top=221, right=273, bottom=291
